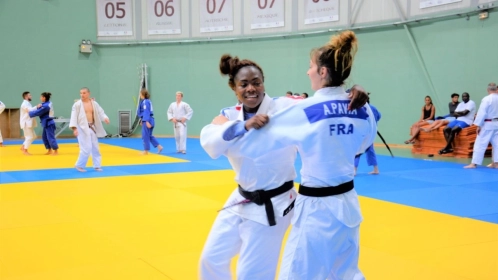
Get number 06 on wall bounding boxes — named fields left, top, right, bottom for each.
left=147, top=0, right=182, bottom=34
left=96, top=0, right=134, bottom=36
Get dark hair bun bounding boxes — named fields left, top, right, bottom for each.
left=219, top=54, right=233, bottom=75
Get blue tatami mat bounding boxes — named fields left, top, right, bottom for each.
left=2, top=138, right=497, bottom=224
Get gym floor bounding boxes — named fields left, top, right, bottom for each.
left=0, top=138, right=496, bottom=280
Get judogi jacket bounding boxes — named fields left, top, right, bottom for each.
left=234, top=87, right=377, bottom=228
left=69, top=100, right=109, bottom=138
left=200, top=94, right=298, bottom=226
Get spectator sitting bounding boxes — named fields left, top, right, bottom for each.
left=301, top=92, right=309, bottom=99
left=404, top=96, right=436, bottom=144
left=422, top=93, right=460, bottom=132
left=285, top=91, right=293, bottom=97
left=439, top=92, right=476, bottom=154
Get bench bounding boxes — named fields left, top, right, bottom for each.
left=411, top=124, right=492, bottom=158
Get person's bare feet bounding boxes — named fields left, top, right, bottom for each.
left=141, top=151, right=149, bottom=155
left=44, top=149, right=52, bottom=155
left=75, top=166, right=86, bottom=172
left=464, top=163, right=477, bottom=169
left=22, top=151, right=32, bottom=155
left=487, top=163, right=498, bottom=168
left=157, top=145, right=163, bottom=154
left=94, top=167, right=103, bottom=172
left=369, top=166, right=380, bottom=175
left=51, top=150, right=58, bottom=156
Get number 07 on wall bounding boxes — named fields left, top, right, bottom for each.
left=199, top=0, right=234, bottom=33
left=96, top=0, right=134, bottom=36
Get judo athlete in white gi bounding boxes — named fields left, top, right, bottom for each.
left=167, top=91, right=193, bottom=154
left=29, top=92, right=59, bottom=155
left=0, top=100, right=5, bottom=146
left=199, top=54, right=298, bottom=280
left=20, top=92, right=38, bottom=154
left=464, top=83, right=498, bottom=168
left=70, top=87, right=110, bottom=172
left=137, top=89, right=163, bottom=155
left=233, top=31, right=376, bottom=280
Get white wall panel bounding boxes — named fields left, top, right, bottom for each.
left=141, top=0, right=191, bottom=40
left=410, top=0, right=471, bottom=17
left=97, top=0, right=137, bottom=41
left=191, top=0, right=242, bottom=38
left=353, top=0, right=408, bottom=25
left=243, top=0, right=293, bottom=35
left=297, top=0, right=348, bottom=31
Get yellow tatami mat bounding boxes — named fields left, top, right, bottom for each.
left=0, top=143, right=186, bottom=172
left=1, top=171, right=497, bottom=279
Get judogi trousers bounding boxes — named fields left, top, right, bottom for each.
left=174, top=122, right=187, bottom=152
left=22, top=127, right=36, bottom=149
left=42, top=123, right=58, bottom=150
left=278, top=197, right=365, bottom=280
left=354, top=144, right=377, bottom=167
left=75, top=128, right=102, bottom=168
left=142, top=123, right=160, bottom=151
left=199, top=208, right=291, bottom=280
left=471, top=128, right=498, bottom=164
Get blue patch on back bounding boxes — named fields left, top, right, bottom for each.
left=303, top=100, right=369, bottom=124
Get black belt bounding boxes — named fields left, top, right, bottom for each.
left=238, top=180, right=294, bottom=226
left=298, top=180, right=354, bottom=197
left=484, top=118, right=498, bottom=122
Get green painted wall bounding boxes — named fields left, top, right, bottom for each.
left=1, top=0, right=497, bottom=144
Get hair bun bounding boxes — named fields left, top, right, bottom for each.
left=328, top=30, right=357, bottom=52
left=219, top=54, right=234, bottom=75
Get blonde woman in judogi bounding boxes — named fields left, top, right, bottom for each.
left=235, top=31, right=376, bottom=280
left=198, top=55, right=298, bottom=280
left=167, top=91, right=193, bottom=154
left=464, top=82, right=498, bottom=168
left=20, top=91, right=38, bottom=155
left=0, top=100, right=5, bottom=146
left=70, top=87, right=110, bottom=172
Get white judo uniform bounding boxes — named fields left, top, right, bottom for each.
left=20, top=100, right=38, bottom=149
left=167, top=101, right=193, bottom=152
left=199, top=94, right=298, bottom=280
left=0, top=101, right=5, bottom=143
left=235, top=87, right=377, bottom=280
left=471, top=93, right=498, bottom=165
left=69, top=100, right=109, bottom=169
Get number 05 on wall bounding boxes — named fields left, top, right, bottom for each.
left=96, top=0, right=134, bottom=36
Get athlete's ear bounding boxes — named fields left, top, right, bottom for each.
left=319, top=66, right=328, bottom=78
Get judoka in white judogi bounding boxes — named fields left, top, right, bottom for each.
left=167, top=92, right=193, bottom=153
left=234, top=87, right=377, bottom=280
left=70, top=90, right=109, bottom=171
left=199, top=94, right=298, bottom=280
left=20, top=95, right=38, bottom=151
left=467, top=86, right=498, bottom=167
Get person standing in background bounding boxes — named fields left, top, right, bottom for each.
left=138, top=89, right=163, bottom=155
left=355, top=91, right=381, bottom=175
left=70, top=87, right=110, bottom=172
left=20, top=92, right=38, bottom=155
left=464, top=83, right=498, bottom=168
left=29, top=92, right=59, bottom=155
left=167, top=91, right=193, bottom=154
